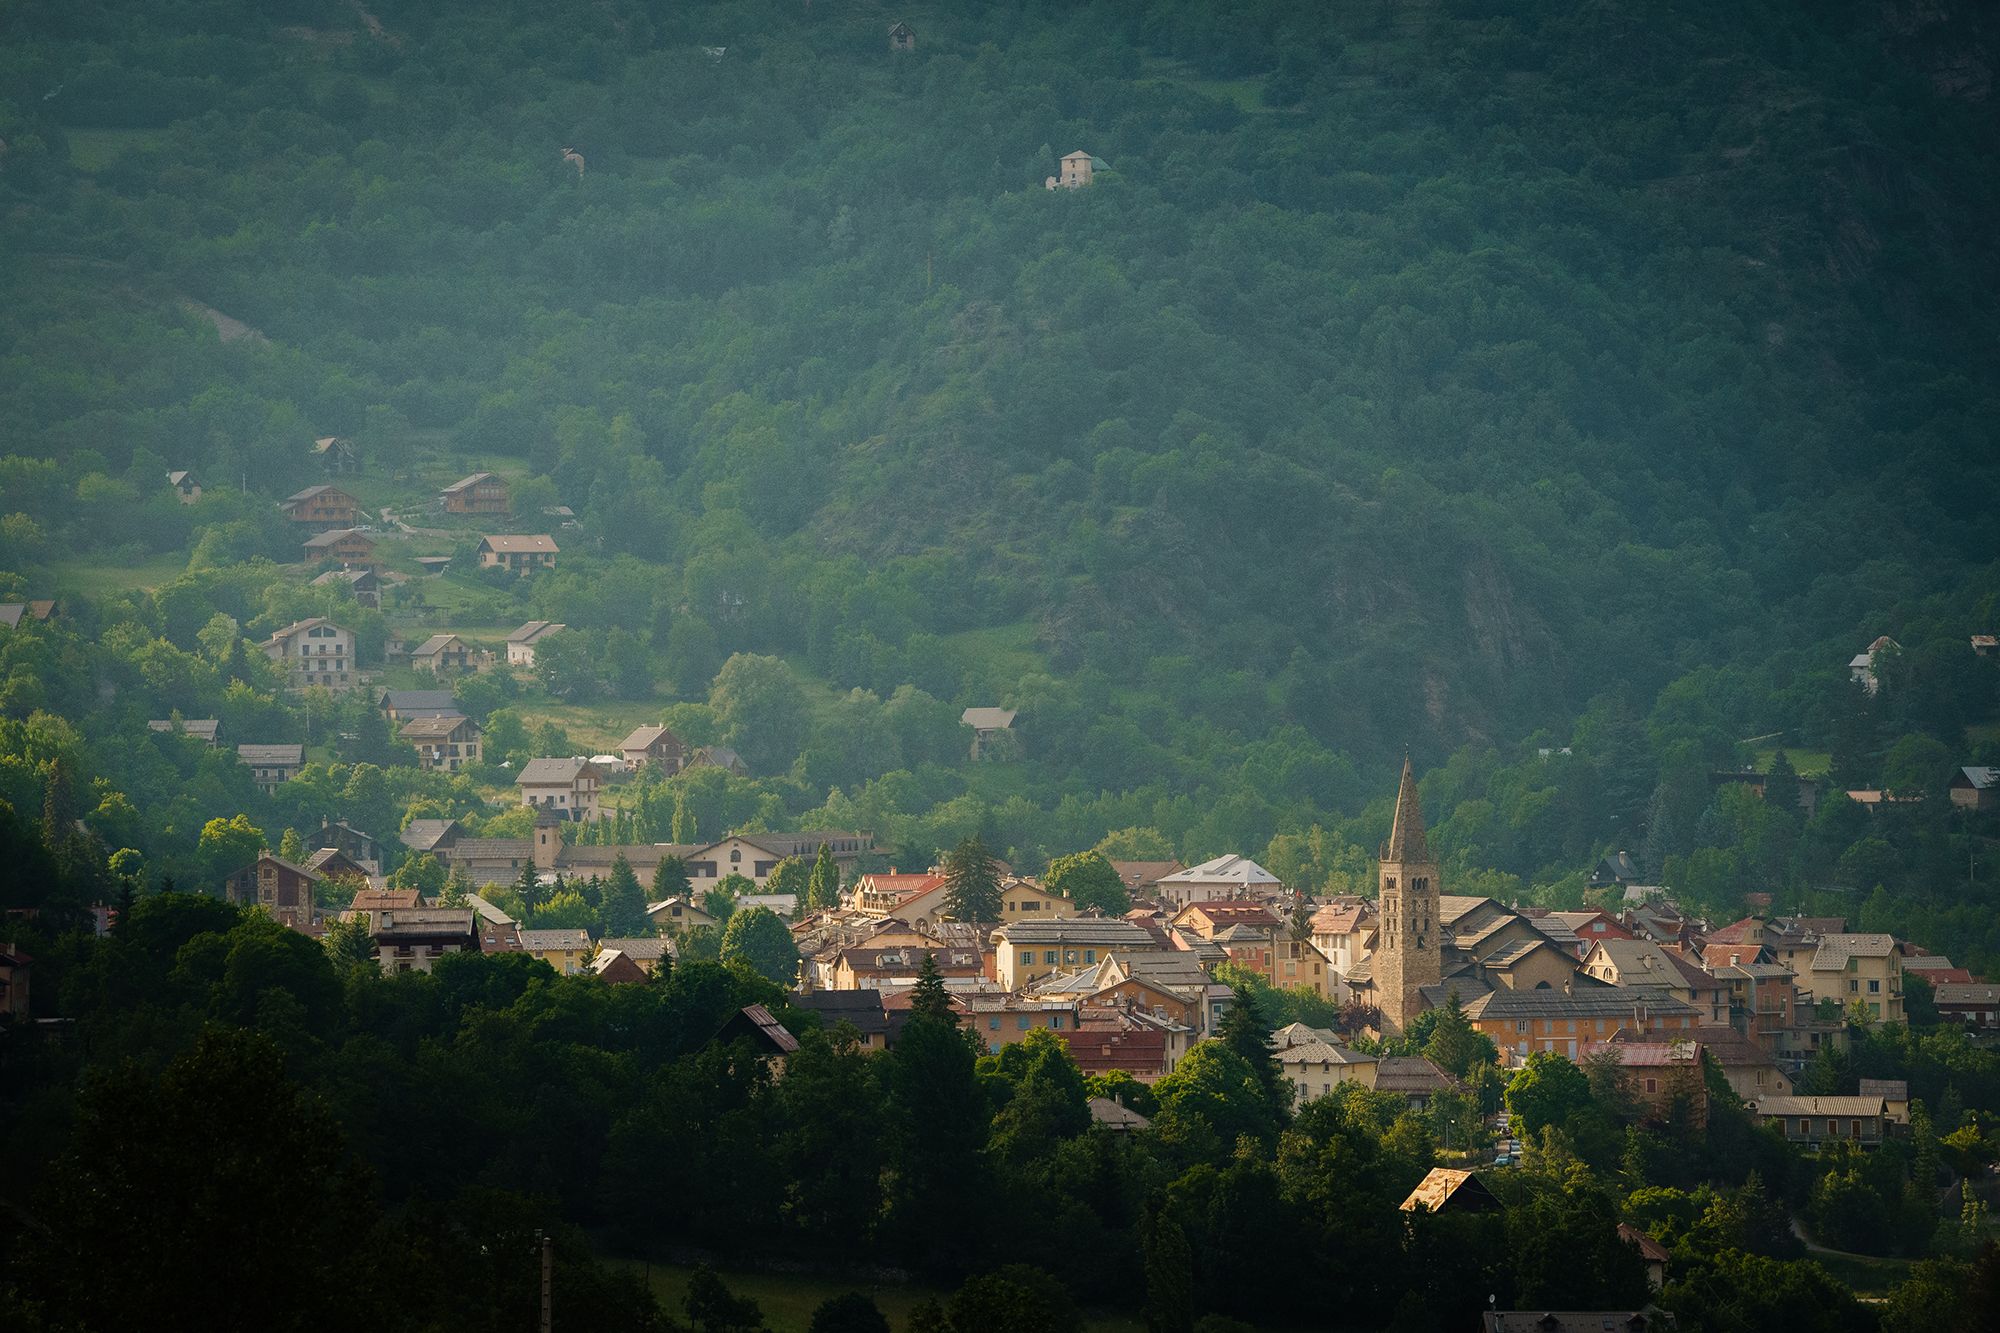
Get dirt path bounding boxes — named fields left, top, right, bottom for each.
left=180, top=299, right=269, bottom=344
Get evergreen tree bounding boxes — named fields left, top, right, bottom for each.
left=652, top=854, right=692, bottom=902
left=941, top=835, right=1002, bottom=924
left=1421, top=992, right=1496, bottom=1077
left=513, top=859, right=546, bottom=916
left=41, top=754, right=77, bottom=848
left=806, top=842, right=840, bottom=911
left=1764, top=749, right=1802, bottom=817
left=672, top=790, right=696, bottom=843
left=277, top=828, right=306, bottom=863
left=600, top=854, right=647, bottom=936
left=911, top=951, right=954, bottom=1024
left=1217, top=985, right=1288, bottom=1117
left=440, top=862, right=473, bottom=908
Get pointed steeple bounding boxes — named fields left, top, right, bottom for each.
left=1382, top=755, right=1431, bottom=863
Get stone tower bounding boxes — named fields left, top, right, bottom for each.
left=1374, top=756, right=1441, bottom=1037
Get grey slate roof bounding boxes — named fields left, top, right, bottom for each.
left=517, top=756, right=595, bottom=786
left=1463, top=988, right=1698, bottom=1022
left=993, top=920, right=1158, bottom=948
left=1809, top=934, right=1898, bottom=971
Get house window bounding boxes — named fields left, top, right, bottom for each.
left=1018, top=950, right=1033, bottom=968
left=1852, top=1119, right=1863, bottom=1137
left=1867, top=979, right=1880, bottom=993
left=1044, top=950, right=1058, bottom=965
left=1016, top=1016, right=1031, bottom=1030
left=1051, top=1014, right=1066, bottom=1030
left=1798, top=1119, right=1809, bottom=1136
left=988, top=1018, right=1000, bottom=1031
left=1083, top=950, right=1095, bottom=964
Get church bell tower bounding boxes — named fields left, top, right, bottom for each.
left=1374, top=756, right=1441, bottom=1037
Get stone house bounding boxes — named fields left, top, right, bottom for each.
left=409, top=633, right=474, bottom=674
left=260, top=617, right=355, bottom=690
left=618, top=723, right=687, bottom=773
left=224, top=853, right=322, bottom=929
left=237, top=744, right=304, bottom=793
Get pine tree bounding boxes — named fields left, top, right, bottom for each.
left=440, top=862, right=473, bottom=908
left=1421, top=991, right=1495, bottom=1077
left=601, top=854, right=647, bottom=937
left=1764, top=748, right=1802, bottom=816
left=41, top=755, right=77, bottom=849
left=1140, top=1203, right=1195, bottom=1333
left=807, top=842, right=840, bottom=911
left=940, top=836, right=1001, bottom=924
left=1217, top=985, right=1287, bottom=1116
left=514, top=859, right=546, bottom=915
left=911, top=951, right=954, bottom=1025
left=652, top=854, right=692, bottom=903
left=672, top=790, right=696, bottom=843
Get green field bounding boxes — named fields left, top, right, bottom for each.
left=620, top=1260, right=1145, bottom=1333
left=49, top=555, right=187, bottom=594
left=1752, top=747, right=1832, bottom=778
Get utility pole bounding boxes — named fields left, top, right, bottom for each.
left=538, top=1230, right=553, bottom=1333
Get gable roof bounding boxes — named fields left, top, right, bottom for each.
left=1400, top=1167, right=1498, bottom=1213
left=619, top=724, right=681, bottom=752
left=400, top=713, right=477, bottom=741
left=237, top=743, right=304, bottom=765
left=720, top=1003, right=800, bottom=1054
left=149, top=718, right=220, bottom=741
left=480, top=534, right=558, bottom=554
left=1957, top=766, right=2000, bottom=791
left=1158, top=854, right=1279, bottom=888
left=507, top=620, right=564, bottom=644
left=441, top=472, right=499, bottom=495
left=378, top=688, right=459, bottom=712
left=517, top=756, right=595, bottom=786
left=519, top=928, right=591, bottom=951
left=1809, top=934, right=1898, bottom=971
left=399, top=818, right=462, bottom=852
left=960, top=706, right=1017, bottom=730
left=410, top=633, right=468, bottom=657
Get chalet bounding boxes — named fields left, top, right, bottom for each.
left=345, top=887, right=424, bottom=916
left=280, top=484, right=358, bottom=526
left=440, top=471, right=509, bottom=514
left=401, top=713, right=483, bottom=772
left=687, top=744, right=748, bottom=776
left=832, top=944, right=986, bottom=993
left=399, top=818, right=463, bottom=856
left=440, top=836, right=536, bottom=887
left=1934, top=981, right=2000, bottom=1028
left=166, top=469, right=201, bottom=503
left=148, top=717, right=220, bottom=745
left=1620, top=1224, right=1671, bottom=1292
left=505, top=620, right=564, bottom=667
left=618, top=724, right=688, bottom=773
left=1400, top=1168, right=1500, bottom=1215
left=520, top=928, right=593, bottom=975
left=684, top=831, right=874, bottom=886
left=223, top=853, right=321, bottom=929
left=310, top=566, right=380, bottom=608
left=888, top=20, right=915, bottom=51
left=309, top=818, right=382, bottom=869
left=1046, top=149, right=1101, bottom=190
left=260, top=617, right=355, bottom=690
left=478, top=534, right=558, bottom=575
left=0, top=601, right=56, bottom=630
left=378, top=689, right=460, bottom=723
left=309, top=435, right=359, bottom=474
left=1154, top=854, right=1281, bottom=910
left=587, top=949, right=647, bottom=984
left=961, top=706, right=1017, bottom=760
left=237, top=744, right=304, bottom=792
left=409, top=633, right=474, bottom=674
left=1747, top=1094, right=1888, bottom=1147
left=1588, top=851, right=1644, bottom=891
left=305, top=846, right=372, bottom=884
left=301, top=528, right=376, bottom=565
left=516, top=756, right=603, bottom=821
left=1951, top=766, right=2000, bottom=813
left=1973, top=634, right=1997, bottom=658
left=717, top=1004, right=800, bottom=1069
left=372, top=909, right=478, bottom=974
